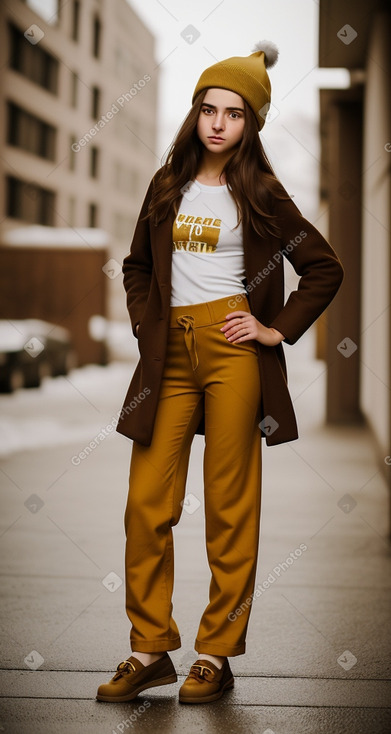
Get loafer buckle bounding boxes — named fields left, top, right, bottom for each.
left=116, top=659, right=136, bottom=674
left=192, top=664, right=213, bottom=678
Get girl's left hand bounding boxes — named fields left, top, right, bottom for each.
left=220, top=311, right=285, bottom=346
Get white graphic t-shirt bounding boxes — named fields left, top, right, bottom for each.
left=170, top=179, right=247, bottom=306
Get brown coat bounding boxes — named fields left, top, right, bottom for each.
left=116, top=170, right=344, bottom=447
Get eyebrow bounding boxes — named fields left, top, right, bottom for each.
left=201, top=103, right=244, bottom=112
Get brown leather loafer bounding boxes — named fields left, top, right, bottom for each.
left=178, top=658, right=234, bottom=704
left=96, top=652, right=177, bottom=702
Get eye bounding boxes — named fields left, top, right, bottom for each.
left=202, top=107, right=214, bottom=115
left=230, top=112, right=241, bottom=119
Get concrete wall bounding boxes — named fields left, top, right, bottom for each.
left=360, top=9, right=391, bottom=459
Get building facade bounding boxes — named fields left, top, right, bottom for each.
left=318, top=0, right=391, bottom=494
left=0, top=0, right=158, bottom=320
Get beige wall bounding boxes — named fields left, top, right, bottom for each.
left=360, top=10, right=391, bottom=457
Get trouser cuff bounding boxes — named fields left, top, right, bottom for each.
left=130, top=636, right=181, bottom=653
left=195, top=638, right=245, bottom=657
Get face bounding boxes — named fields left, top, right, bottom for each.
left=196, top=88, right=245, bottom=155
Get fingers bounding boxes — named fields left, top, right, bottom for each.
left=224, top=310, right=249, bottom=320
left=221, top=319, right=256, bottom=343
left=228, top=332, right=253, bottom=344
left=221, top=315, right=252, bottom=331
left=220, top=311, right=261, bottom=343
left=220, top=315, right=252, bottom=331
left=221, top=323, right=248, bottom=339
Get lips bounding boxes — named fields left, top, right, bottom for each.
left=208, top=136, right=225, bottom=142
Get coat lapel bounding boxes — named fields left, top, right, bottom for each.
left=150, top=213, right=175, bottom=316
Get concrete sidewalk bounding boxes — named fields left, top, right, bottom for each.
left=0, top=329, right=390, bottom=733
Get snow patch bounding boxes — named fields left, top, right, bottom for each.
left=3, top=226, right=109, bottom=249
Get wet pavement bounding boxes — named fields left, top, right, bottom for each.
left=0, top=329, right=390, bottom=733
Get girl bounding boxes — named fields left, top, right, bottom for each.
left=97, top=41, right=344, bottom=705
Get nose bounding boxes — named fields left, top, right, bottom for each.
left=212, top=112, right=225, bottom=131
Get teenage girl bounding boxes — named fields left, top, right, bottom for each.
left=97, top=41, right=344, bottom=705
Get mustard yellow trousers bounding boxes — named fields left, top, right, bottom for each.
left=124, top=294, right=262, bottom=657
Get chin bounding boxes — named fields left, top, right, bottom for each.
left=205, top=141, right=229, bottom=153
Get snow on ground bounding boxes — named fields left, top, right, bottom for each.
left=3, top=226, right=109, bottom=248
left=0, top=319, right=70, bottom=350
left=0, top=318, right=140, bottom=458
left=0, top=362, right=135, bottom=458
left=0, top=327, right=324, bottom=458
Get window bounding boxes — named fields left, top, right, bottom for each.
left=9, top=23, right=59, bottom=94
left=7, top=103, right=56, bottom=160
left=70, top=71, right=78, bottom=107
left=91, top=86, right=100, bottom=119
left=69, top=135, right=77, bottom=171
left=88, top=203, right=98, bottom=227
left=92, top=15, right=101, bottom=58
left=6, top=176, right=55, bottom=225
left=71, top=0, right=80, bottom=41
left=90, top=147, right=99, bottom=178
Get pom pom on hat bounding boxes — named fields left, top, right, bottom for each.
left=251, top=40, right=279, bottom=69
left=192, top=40, right=279, bottom=131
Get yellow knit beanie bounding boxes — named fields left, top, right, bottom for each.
left=192, top=41, right=279, bottom=131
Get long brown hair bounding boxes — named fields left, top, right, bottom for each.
left=147, top=89, right=289, bottom=237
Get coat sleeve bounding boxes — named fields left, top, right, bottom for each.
left=269, top=192, right=344, bottom=345
left=122, top=176, right=155, bottom=338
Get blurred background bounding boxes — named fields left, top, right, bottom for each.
left=0, top=1, right=391, bottom=729
left=0, top=0, right=389, bottom=496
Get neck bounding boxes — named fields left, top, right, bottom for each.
left=197, top=150, right=233, bottom=183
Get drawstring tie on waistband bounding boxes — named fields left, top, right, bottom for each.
left=176, top=315, right=199, bottom=370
